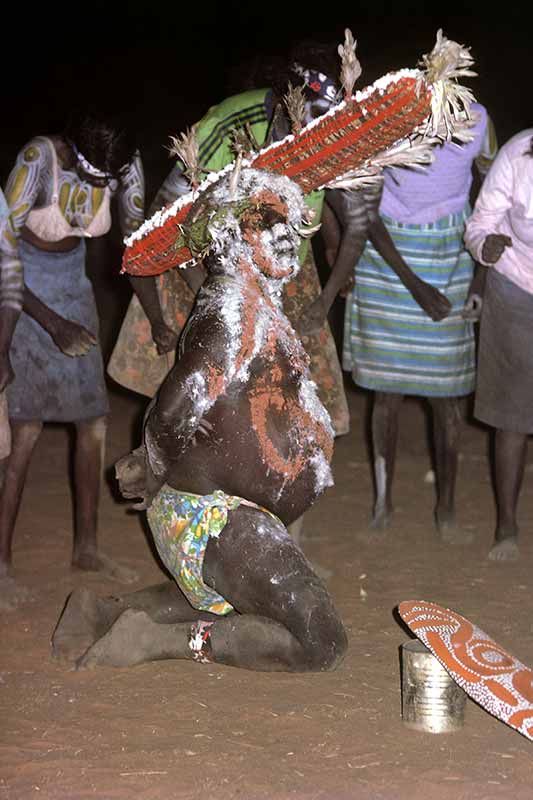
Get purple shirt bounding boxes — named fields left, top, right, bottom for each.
left=380, top=103, right=493, bottom=224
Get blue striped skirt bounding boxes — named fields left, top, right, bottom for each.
left=343, top=209, right=476, bottom=397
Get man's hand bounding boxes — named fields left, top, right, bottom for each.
left=339, top=275, right=354, bottom=298
left=482, top=234, right=513, bottom=264
left=50, top=318, right=97, bottom=356
left=151, top=321, right=178, bottom=355
left=409, top=278, right=452, bottom=322
left=115, top=446, right=163, bottom=511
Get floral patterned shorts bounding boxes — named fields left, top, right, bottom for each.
left=147, top=486, right=279, bottom=615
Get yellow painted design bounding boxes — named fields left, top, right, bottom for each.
left=58, top=183, right=71, bottom=214
left=91, top=186, right=104, bottom=213
left=70, top=184, right=81, bottom=212
left=23, top=146, right=40, bottom=163
left=6, top=166, right=29, bottom=206
left=10, top=203, right=30, bottom=222
left=133, top=194, right=142, bottom=210
left=5, top=228, right=17, bottom=247
left=75, top=189, right=88, bottom=208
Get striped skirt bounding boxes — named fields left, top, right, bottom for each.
left=343, top=209, right=476, bottom=397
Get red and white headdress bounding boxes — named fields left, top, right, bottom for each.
left=123, top=29, right=477, bottom=277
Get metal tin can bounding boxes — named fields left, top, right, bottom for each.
left=401, top=639, right=466, bottom=733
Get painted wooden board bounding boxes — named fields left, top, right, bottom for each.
left=398, top=601, right=533, bottom=741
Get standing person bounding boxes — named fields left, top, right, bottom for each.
left=342, top=102, right=497, bottom=537
left=464, top=128, right=533, bottom=562
left=0, top=111, right=145, bottom=607
left=108, top=41, right=351, bottom=441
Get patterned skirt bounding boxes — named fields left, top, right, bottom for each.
left=108, top=249, right=350, bottom=435
left=343, top=209, right=476, bottom=397
left=7, top=240, right=109, bottom=421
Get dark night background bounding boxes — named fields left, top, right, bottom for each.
left=0, top=3, right=529, bottom=356
left=1, top=4, right=529, bottom=201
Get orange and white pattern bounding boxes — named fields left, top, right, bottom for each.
left=398, top=600, right=533, bottom=741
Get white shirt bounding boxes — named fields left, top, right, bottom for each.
left=464, top=128, right=533, bottom=295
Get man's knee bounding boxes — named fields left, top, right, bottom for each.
left=287, top=580, right=348, bottom=671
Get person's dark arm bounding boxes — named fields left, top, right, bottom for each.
left=23, top=286, right=97, bottom=355
left=368, top=216, right=451, bottom=321
left=298, top=184, right=451, bottom=336
left=127, top=274, right=178, bottom=354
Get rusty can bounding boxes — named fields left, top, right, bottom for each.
left=401, top=639, right=467, bottom=733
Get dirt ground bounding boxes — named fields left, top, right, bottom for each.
left=3, top=372, right=533, bottom=800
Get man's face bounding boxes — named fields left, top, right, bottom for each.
left=242, top=199, right=300, bottom=281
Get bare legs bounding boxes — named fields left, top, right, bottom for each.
left=72, top=416, right=106, bottom=570
left=489, top=429, right=527, bottom=562
left=371, top=392, right=402, bottom=528
left=55, top=505, right=348, bottom=673
left=0, top=420, right=43, bottom=572
left=0, top=421, right=42, bottom=607
left=71, top=417, right=136, bottom=582
left=370, top=392, right=462, bottom=537
left=0, top=415, right=136, bottom=609
left=428, top=397, right=461, bottom=535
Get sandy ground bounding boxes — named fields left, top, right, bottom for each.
left=2, top=376, right=533, bottom=800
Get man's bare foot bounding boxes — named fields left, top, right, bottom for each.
left=355, top=526, right=388, bottom=546
left=52, top=587, right=112, bottom=663
left=435, top=511, right=474, bottom=545
left=488, top=538, right=519, bottom=562
left=0, top=574, right=34, bottom=611
left=72, top=551, right=138, bottom=584
left=76, top=608, right=162, bottom=669
left=371, top=505, right=393, bottom=531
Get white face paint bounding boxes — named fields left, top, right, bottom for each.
left=258, top=220, right=300, bottom=272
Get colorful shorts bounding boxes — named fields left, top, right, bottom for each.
left=147, top=486, right=279, bottom=615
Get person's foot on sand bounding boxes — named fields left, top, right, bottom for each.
left=52, top=587, right=110, bottom=663
left=435, top=511, right=474, bottom=545
left=0, top=574, right=34, bottom=611
left=72, top=550, right=138, bottom=584
left=76, top=608, right=160, bottom=669
left=488, top=537, right=519, bottom=562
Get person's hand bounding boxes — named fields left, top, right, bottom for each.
left=339, top=275, right=354, bottom=298
left=462, top=293, right=483, bottom=321
left=115, top=447, right=147, bottom=500
left=409, top=278, right=452, bottom=322
left=151, top=321, right=178, bottom=355
left=115, top=446, right=163, bottom=510
left=50, top=318, right=97, bottom=356
left=0, top=352, right=14, bottom=393
left=295, top=297, right=327, bottom=337
left=481, top=234, right=513, bottom=264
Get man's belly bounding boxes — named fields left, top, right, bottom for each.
left=164, top=420, right=332, bottom=525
